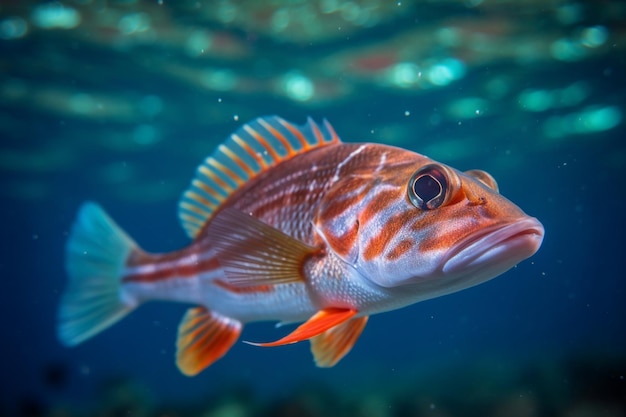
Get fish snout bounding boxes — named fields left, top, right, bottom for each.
left=442, top=217, right=544, bottom=277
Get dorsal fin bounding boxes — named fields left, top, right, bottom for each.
left=178, top=116, right=342, bottom=238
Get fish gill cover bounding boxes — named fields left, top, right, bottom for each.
left=0, top=1, right=625, bottom=416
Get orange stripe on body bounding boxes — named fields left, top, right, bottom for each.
left=363, top=212, right=414, bottom=261
left=385, top=238, right=415, bottom=261
left=320, top=194, right=362, bottom=222
left=322, top=221, right=359, bottom=260
left=213, top=279, right=274, bottom=294
left=318, top=180, right=371, bottom=221
left=358, top=189, right=400, bottom=226
left=408, top=207, right=459, bottom=253
left=123, top=255, right=221, bottom=283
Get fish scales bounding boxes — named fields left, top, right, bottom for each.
left=57, top=115, right=544, bottom=375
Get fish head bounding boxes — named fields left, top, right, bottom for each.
left=315, top=148, right=544, bottom=300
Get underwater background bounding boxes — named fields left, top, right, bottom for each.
left=2, top=0, right=625, bottom=416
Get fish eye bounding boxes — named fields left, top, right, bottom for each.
left=408, top=164, right=449, bottom=210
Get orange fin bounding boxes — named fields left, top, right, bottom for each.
left=178, top=116, right=341, bottom=238
left=176, top=307, right=242, bottom=376
left=248, top=308, right=357, bottom=347
left=310, top=316, right=369, bottom=367
left=207, top=208, right=320, bottom=287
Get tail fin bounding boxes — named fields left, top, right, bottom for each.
left=58, top=202, right=138, bottom=346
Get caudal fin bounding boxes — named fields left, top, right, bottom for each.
left=58, top=202, right=138, bottom=346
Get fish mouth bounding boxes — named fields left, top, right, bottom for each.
left=442, top=217, right=544, bottom=277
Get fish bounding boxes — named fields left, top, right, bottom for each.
left=57, top=115, right=544, bottom=376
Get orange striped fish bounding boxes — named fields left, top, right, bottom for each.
left=58, top=116, right=544, bottom=375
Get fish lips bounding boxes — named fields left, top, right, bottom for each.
left=442, top=217, right=545, bottom=278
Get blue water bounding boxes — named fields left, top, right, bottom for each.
left=2, top=1, right=626, bottom=415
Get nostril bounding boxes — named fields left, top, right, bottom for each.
left=463, top=184, right=487, bottom=206
left=468, top=195, right=486, bottom=206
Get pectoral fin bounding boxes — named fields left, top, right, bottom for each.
left=207, top=208, right=321, bottom=287
left=247, top=308, right=357, bottom=347
left=310, top=315, right=368, bottom=367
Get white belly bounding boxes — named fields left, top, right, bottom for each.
left=122, top=270, right=317, bottom=324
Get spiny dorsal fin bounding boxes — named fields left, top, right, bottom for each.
left=178, top=116, right=342, bottom=238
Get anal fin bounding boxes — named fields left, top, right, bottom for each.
left=310, top=316, right=369, bottom=367
left=247, top=308, right=357, bottom=347
left=176, top=307, right=242, bottom=376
